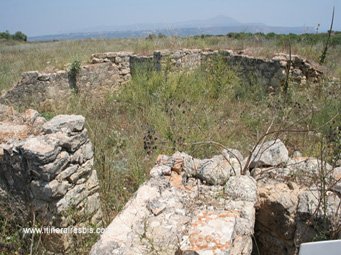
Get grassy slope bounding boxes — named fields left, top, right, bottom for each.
left=0, top=34, right=340, bottom=254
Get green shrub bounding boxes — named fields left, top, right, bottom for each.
left=0, top=30, right=27, bottom=41
left=68, top=60, right=81, bottom=93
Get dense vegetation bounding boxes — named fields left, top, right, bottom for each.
left=0, top=33, right=340, bottom=254
left=224, top=31, right=341, bottom=46
left=0, top=31, right=27, bottom=42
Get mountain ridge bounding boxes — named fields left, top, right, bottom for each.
left=29, top=15, right=315, bottom=41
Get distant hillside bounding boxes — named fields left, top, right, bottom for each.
left=29, top=15, right=315, bottom=41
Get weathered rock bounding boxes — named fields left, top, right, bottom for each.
left=296, top=189, right=339, bottom=219
left=225, top=176, right=257, bottom=202
left=249, top=139, right=289, bottom=169
left=31, top=151, right=70, bottom=181
left=287, top=157, right=333, bottom=184
left=254, top=181, right=300, bottom=255
left=90, top=182, right=161, bottom=255
left=82, top=192, right=102, bottom=216
left=257, top=183, right=299, bottom=237
left=197, top=155, right=232, bottom=185
left=69, top=159, right=93, bottom=183
left=21, top=71, right=39, bottom=84
left=56, top=184, right=87, bottom=212
left=70, top=141, right=93, bottom=164
left=42, top=115, right=85, bottom=134
left=0, top=122, right=29, bottom=142
left=30, top=179, right=71, bottom=201
left=251, top=166, right=291, bottom=182
left=86, top=169, right=100, bottom=193
left=147, top=198, right=167, bottom=216
left=56, top=164, right=78, bottom=181
left=222, top=148, right=244, bottom=163
left=20, top=136, right=61, bottom=164
left=23, top=108, right=40, bottom=124
left=181, top=210, right=237, bottom=253
left=292, top=150, right=302, bottom=158
left=51, top=129, right=89, bottom=152
left=150, top=164, right=172, bottom=177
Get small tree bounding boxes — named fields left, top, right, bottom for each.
left=0, top=30, right=11, bottom=40
left=13, top=31, right=27, bottom=41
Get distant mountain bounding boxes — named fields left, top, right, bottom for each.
left=29, top=15, right=315, bottom=41
left=65, top=15, right=241, bottom=33
left=172, top=15, right=241, bottom=29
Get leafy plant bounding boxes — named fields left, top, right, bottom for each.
left=68, top=60, right=81, bottom=93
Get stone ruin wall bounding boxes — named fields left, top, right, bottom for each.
left=0, top=48, right=328, bottom=254
left=0, top=104, right=102, bottom=253
left=0, top=49, right=322, bottom=107
left=90, top=139, right=340, bottom=255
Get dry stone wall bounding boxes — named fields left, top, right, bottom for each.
left=0, top=49, right=322, bottom=108
left=0, top=104, right=102, bottom=253
left=0, top=61, right=126, bottom=107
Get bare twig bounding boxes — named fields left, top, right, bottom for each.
left=284, top=40, right=292, bottom=96
left=242, top=119, right=274, bottom=174
left=320, top=6, right=335, bottom=64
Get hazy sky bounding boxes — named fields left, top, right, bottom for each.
left=0, top=0, right=340, bottom=36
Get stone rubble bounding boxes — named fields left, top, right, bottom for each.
left=91, top=151, right=256, bottom=255
left=249, top=139, right=289, bottom=169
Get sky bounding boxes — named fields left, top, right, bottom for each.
left=0, top=0, right=340, bottom=37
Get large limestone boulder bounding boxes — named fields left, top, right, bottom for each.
left=249, top=139, right=289, bottom=169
